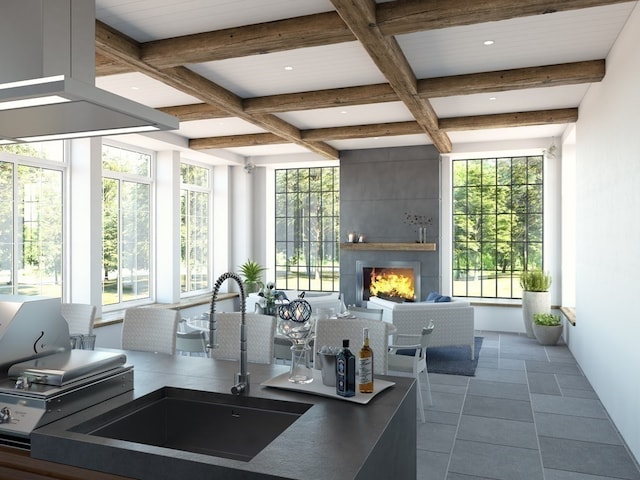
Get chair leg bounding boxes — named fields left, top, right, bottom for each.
left=422, top=368, right=433, bottom=406
left=415, top=371, right=425, bottom=423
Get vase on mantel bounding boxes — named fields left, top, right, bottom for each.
left=418, top=227, right=428, bottom=243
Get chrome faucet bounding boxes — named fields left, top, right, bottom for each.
left=209, top=271, right=249, bottom=395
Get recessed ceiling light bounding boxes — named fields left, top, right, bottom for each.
left=489, top=96, right=497, bottom=101
left=340, top=110, right=348, bottom=114
left=130, top=86, right=140, bottom=90
left=284, top=66, right=294, bottom=71
left=483, top=40, right=495, bottom=46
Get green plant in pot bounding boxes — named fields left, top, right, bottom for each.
left=520, top=270, right=552, bottom=339
left=239, top=259, right=266, bottom=294
left=532, top=313, right=562, bottom=346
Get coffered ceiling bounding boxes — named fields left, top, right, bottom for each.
left=94, top=0, right=638, bottom=164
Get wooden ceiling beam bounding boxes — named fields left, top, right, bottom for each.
left=330, top=0, right=452, bottom=153
left=303, top=122, right=423, bottom=141
left=419, top=60, right=605, bottom=98
left=439, top=108, right=579, bottom=130
left=377, top=0, right=633, bottom=35
left=244, top=83, right=398, bottom=114
left=242, top=60, right=604, bottom=115
left=95, top=52, right=130, bottom=76
left=141, top=12, right=353, bottom=69
left=190, top=133, right=284, bottom=150
left=158, top=103, right=229, bottom=122
left=189, top=108, right=577, bottom=147
left=95, top=21, right=338, bottom=160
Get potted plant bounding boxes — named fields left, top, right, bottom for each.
left=532, top=313, right=562, bottom=346
left=238, top=259, right=266, bottom=294
left=519, top=270, right=552, bottom=338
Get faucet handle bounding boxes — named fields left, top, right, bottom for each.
left=231, top=372, right=250, bottom=395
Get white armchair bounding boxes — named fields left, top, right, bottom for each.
left=368, top=296, right=475, bottom=359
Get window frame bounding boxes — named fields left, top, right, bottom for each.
left=101, top=142, right=156, bottom=310
left=449, top=154, right=545, bottom=300
left=0, top=144, right=66, bottom=298
left=274, top=166, right=340, bottom=293
left=179, top=160, right=213, bottom=297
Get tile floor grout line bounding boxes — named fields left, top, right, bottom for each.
left=523, top=343, right=548, bottom=480
left=441, top=374, right=470, bottom=480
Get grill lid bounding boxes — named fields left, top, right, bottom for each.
left=8, top=350, right=127, bottom=387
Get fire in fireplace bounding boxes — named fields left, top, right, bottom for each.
left=356, top=261, right=421, bottom=305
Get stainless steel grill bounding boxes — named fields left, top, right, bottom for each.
left=0, top=296, right=133, bottom=449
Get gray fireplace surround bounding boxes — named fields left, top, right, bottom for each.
left=339, top=145, right=440, bottom=306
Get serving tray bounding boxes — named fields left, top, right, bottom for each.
left=261, top=370, right=394, bottom=404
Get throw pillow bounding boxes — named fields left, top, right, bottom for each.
left=435, top=295, right=451, bottom=302
left=426, top=291, right=440, bottom=302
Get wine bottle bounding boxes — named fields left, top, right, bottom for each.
left=358, top=327, right=374, bottom=393
left=336, top=339, right=356, bottom=397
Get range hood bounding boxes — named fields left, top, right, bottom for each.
left=0, top=1, right=178, bottom=144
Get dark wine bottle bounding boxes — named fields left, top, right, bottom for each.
left=336, top=339, right=356, bottom=397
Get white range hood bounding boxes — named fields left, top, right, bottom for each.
left=0, top=0, right=178, bottom=144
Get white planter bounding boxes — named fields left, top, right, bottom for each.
left=522, top=291, right=550, bottom=338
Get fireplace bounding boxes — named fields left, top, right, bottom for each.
left=356, top=260, right=421, bottom=305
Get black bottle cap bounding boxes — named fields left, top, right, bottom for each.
left=342, top=339, right=349, bottom=347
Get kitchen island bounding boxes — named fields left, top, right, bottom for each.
left=16, top=349, right=415, bottom=479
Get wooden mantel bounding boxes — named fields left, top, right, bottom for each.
left=340, top=242, right=437, bottom=251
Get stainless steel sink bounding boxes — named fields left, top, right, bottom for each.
left=73, top=387, right=311, bottom=462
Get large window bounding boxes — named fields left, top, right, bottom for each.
left=102, top=144, right=153, bottom=306
left=0, top=143, right=64, bottom=297
left=452, top=155, right=544, bottom=298
left=180, top=162, right=210, bottom=294
left=275, top=167, right=340, bottom=292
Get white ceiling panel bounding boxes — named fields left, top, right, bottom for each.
left=450, top=125, right=569, bottom=146
left=96, top=72, right=201, bottom=108
left=328, top=134, right=432, bottom=152
left=223, top=143, right=312, bottom=157
left=179, top=118, right=266, bottom=138
left=96, top=0, right=335, bottom=42
left=399, top=3, right=637, bottom=78
left=276, top=102, right=414, bottom=130
left=188, top=42, right=387, bottom=98
left=431, top=84, right=591, bottom=118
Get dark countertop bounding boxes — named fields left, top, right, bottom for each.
left=30, top=350, right=416, bottom=480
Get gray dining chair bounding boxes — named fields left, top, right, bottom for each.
left=122, top=307, right=180, bottom=355
left=61, top=303, right=97, bottom=336
left=314, top=317, right=390, bottom=375
left=210, top=313, right=276, bottom=364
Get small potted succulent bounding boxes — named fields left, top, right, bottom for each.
left=238, top=259, right=266, bottom=294
left=532, top=313, right=562, bottom=346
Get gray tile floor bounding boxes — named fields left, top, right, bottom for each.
left=417, top=331, right=640, bottom=480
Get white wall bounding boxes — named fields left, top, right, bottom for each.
left=573, top=3, right=640, bottom=462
